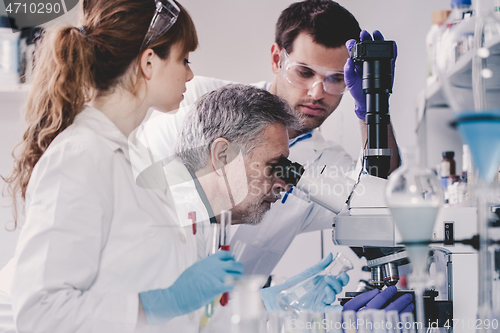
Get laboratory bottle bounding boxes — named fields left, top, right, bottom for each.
left=19, top=27, right=43, bottom=84
left=440, top=151, right=456, bottom=178
left=0, top=16, right=20, bottom=88
left=440, top=151, right=456, bottom=201
left=436, top=0, right=472, bottom=71
left=276, top=252, right=353, bottom=313
left=426, top=10, right=450, bottom=82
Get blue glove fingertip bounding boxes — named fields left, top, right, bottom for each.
left=324, top=285, right=336, bottom=304
left=401, top=303, right=415, bottom=314
left=342, top=288, right=380, bottom=312
left=214, top=250, right=236, bottom=261
left=360, top=30, right=372, bottom=41
left=323, top=304, right=343, bottom=312
left=372, top=30, right=384, bottom=41
left=318, top=253, right=333, bottom=269
left=384, top=285, right=397, bottom=293
left=338, top=272, right=349, bottom=286
left=345, top=39, right=357, bottom=52
left=226, top=261, right=244, bottom=274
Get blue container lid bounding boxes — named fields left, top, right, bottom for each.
left=451, top=0, right=471, bottom=7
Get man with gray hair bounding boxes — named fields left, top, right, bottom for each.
left=173, top=84, right=302, bottom=226
left=167, top=84, right=352, bottom=319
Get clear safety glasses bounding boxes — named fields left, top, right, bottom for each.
left=140, top=0, right=180, bottom=51
left=280, top=49, right=346, bottom=95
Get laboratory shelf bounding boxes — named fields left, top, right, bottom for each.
left=424, top=34, right=500, bottom=109
left=424, top=79, right=447, bottom=108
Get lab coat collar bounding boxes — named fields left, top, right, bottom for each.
left=308, top=129, right=335, bottom=151
left=75, top=106, right=131, bottom=160
left=288, top=130, right=313, bottom=148
left=289, top=128, right=332, bottom=152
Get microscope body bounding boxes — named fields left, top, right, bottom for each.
left=333, top=181, right=477, bottom=329
left=277, top=39, right=477, bottom=327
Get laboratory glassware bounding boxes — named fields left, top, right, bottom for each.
left=342, top=310, right=357, bottom=333
left=325, top=309, right=343, bottom=333
left=230, top=275, right=267, bottom=333
left=400, top=312, right=417, bottom=333
left=438, top=0, right=500, bottom=327
left=199, top=222, right=220, bottom=328
left=385, top=148, right=443, bottom=333
left=220, top=210, right=231, bottom=306
left=357, top=310, right=373, bottom=333
left=385, top=310, right=401, bottom=333
left=276, top=252, right=353, bottom=313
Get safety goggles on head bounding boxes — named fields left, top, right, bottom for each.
left=140, top=0, right=180, bottom=51
left=280, top=49, right=346, bottom=95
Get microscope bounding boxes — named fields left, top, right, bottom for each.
left=276, top=40, right=458, bottom=326
left=277, top=39, right=404, bottom=289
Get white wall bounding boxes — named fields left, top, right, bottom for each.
left=0, top=1, right=454, bottom=271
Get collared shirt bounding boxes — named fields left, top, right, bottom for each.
left=288, top=130, right=313, bottom=148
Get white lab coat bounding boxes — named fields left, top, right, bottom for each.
left=0, top=259, right=15, bottom=333
left=9, top=106, right=205, bottom=333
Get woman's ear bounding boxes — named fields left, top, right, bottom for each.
left=270, top=43, right=282, bottom=75
left=210, top=138, right=230, bottom=177
left=140, top=49, right=155, bottom=80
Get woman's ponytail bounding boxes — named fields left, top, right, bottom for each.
left=2, top=26, right=94, bottom=228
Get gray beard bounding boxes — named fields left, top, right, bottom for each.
left=238, top=200, right=270, bottom=225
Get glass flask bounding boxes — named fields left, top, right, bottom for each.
left=276, top=252, right=353, bottom=313
left=385, top=148, right=443, bottom=333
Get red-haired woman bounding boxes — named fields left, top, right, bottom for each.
left=1, top=1, right=242, bottom=332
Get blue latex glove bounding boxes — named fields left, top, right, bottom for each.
left=139, top=251, right=244, bottom=324
left=260, top=253, right=350, bottom=313
left=344, top=30, right=398, bottom=120
left=342, top=285, right=414, bottom=313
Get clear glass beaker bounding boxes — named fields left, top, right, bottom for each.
left=276, top=252, right=353, bottom=313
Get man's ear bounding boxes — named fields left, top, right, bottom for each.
left=210, top=138, right=230, bottom=177
left=140, top=49, right=155, bottom=80
left=271, top=43, right=282, bottom=75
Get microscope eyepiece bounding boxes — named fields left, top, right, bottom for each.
left=349, top=39, right=395, bottom=179
left=275, top=156, right=304, bottom=187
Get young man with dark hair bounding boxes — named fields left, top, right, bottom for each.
left=148, top=0, right=399, bottom=286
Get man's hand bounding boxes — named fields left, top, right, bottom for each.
left=344, top=30, right=398, bottom=120
left=342, top=286, right=414, bottom=313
